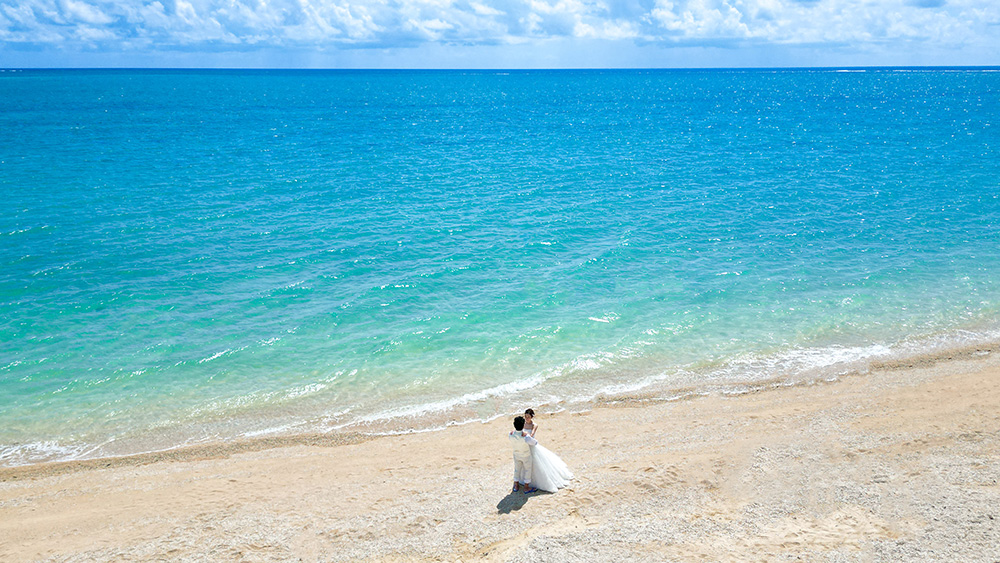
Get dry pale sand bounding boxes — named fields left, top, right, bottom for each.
left=2, top=351, right=999, bottom=562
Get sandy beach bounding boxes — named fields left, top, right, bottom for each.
left=2, top=349, right=999, bottom=562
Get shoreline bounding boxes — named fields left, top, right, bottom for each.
left=2, top=346, right=999, bottom=561
left=0, top=432, right=372, bottom=483
left=4, top=336, right=999, bottom=480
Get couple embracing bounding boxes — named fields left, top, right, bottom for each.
left=508, top=408, right=573, bottom=494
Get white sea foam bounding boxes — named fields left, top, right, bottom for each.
left=560, top=353, right=612, bottom=376
left=4, top=227, right=35, bottom=236
left=242, top=424, right=298, bottom=438
left=282, top=383, right=327, bottom=400
left=197, top=345, right=248, bottom=364
left=713, top=343, right=894, bottom=381
left=198, top=350, right=230, bottom=363
left=0, top=441, right=86, bottom=467
left=8, top=326, right=1000, bottom=467
left=592, top=368, right=695, bottom=398
left=351, top=373, right=550, bottom=424
left=570, top=357, right=602, bottom=371
left=349, top=350, right=615, bottom=427
left=350, top=342, right=835, bottom=429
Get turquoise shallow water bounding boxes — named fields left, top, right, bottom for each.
left=2, top=68, right=1000, bottom=465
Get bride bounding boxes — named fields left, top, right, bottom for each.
left=524, top=408, right=573, bottom=493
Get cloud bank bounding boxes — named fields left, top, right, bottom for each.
left=0, top=0, right=997, bottom=66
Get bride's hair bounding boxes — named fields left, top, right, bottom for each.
left=513, top=416, right=525, bottom=431
left=524, top=408, right=535, bottom=417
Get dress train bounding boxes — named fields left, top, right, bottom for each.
left=530, top=443, right=573, bottom=493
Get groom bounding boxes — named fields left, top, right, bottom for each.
left=509, top=415, right=538, bottom=494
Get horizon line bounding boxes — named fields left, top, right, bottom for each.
left=4, top=65, right=1000, bottom=72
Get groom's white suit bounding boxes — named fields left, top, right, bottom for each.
left=509, top=430, right=538, bottom=486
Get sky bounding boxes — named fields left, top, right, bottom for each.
left=0, top=0, right=997, bottom=68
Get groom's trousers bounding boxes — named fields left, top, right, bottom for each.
left=513, top=452, right=533, bottom=484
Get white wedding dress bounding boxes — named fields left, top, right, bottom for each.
left=529, top=442, right=573, bottom=492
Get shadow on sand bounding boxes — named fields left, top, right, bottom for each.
left=496, top=489, right=550, bottom=514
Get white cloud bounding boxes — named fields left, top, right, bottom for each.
left=2, top=2, right=41, bottom=27
left=0, top=0, right=996, bottom=58
left=471, top=1, right=503, bottom=16
left=61, top=0, right=113, bottom=25
left=651, top=0, right=752, bottom=38
left=574, top=18, right=640, bottom=39
left=642, top=0, right=999, bottom=47
left=73, top=24, right=115, bottom=39
left=404, top=16, right=454, bottom=39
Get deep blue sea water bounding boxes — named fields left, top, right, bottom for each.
left=2, top=68, right=999, bottom=465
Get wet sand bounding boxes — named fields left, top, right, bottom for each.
left=2, top=352, right=999, bottom=562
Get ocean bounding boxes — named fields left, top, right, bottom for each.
left=2, top=68, right=999, bottom=466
